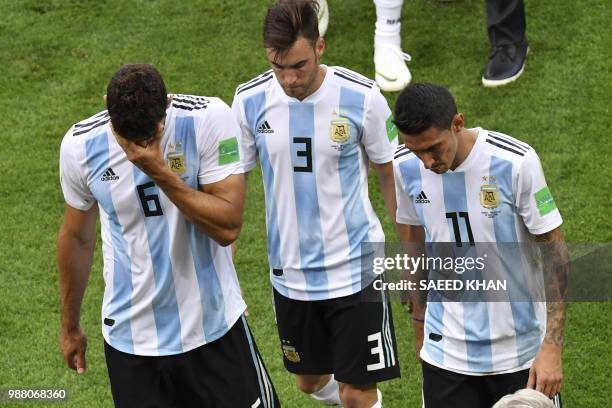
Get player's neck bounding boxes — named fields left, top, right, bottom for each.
left=450, top=128, right=478, bottom=170
left=298, top=65, right=326, bottom=101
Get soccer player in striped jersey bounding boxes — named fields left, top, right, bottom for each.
left=392, top=83, right=567, bottom=407
left=232, top=1, right=400, bottom=407
left=57, top=64, right=278, bottom=408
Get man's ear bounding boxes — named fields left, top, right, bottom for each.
left=315, top=37, right=325, bottom=59
left=167, top=95, right=173, bottom=108
left=103, top=94, right=107, bottom=104
left=452, top=113, right=465, bottom=132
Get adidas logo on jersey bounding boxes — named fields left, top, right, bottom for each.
left=101, top=167, right=119, bottom=181
left=257, top=121, right=274, bottom=134
left=415, top=191, right=430, bottom=204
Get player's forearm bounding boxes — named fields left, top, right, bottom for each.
left=374, top=162, right=397, bottom=224
left=147, top=168, right=243, bottom=246
left=535, top=228, right=569, bottom=348
left=397, top=224, right=428, bottom=310
left=57, top=233, right=94, bottom=331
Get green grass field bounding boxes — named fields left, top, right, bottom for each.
left=0, top=0, right=610, bottom=406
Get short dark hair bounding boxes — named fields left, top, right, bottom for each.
left=393, top=83, right=457, bottom=135
left=263, top=0, right=320, bottom=57
left=106, top=64, right=167, bottom=141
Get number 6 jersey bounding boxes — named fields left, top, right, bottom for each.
left=59, top=95, right=246, bottom=357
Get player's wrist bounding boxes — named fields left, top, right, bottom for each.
left=540, top=342, right=563, bottom=352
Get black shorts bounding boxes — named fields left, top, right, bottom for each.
left=273, top=278, right=400, bottom=385
left=104, top=316, right=279, bottom=408
left=422, top=361, right=563, bottom=408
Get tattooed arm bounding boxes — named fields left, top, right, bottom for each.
left=527, top=227, right=569, bottom=398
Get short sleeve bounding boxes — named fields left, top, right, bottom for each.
left=197, top=100, right=243, bottom=185
left=59, top=130, right=96, bottom=210
left=231, top=94, right=258, bottom=173
left=516, top=149, right=563, bottom=235
left=394, top=162, right=421, bottom=225
left=361, top=86, right=398, bottom=164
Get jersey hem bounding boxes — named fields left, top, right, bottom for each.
left=527, top=217, right=562, bottom=236
left=396, top=216, right=422, bottom=226
left=101, top=304, right=247, bottom=357
left=198, top=162, right=242, bottom=185
left=63, top=199, right=95, bottom=212
left=420, top=353, right=534, bottom=376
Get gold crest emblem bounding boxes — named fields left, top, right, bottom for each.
left=167, top=142, right=186, bottom=175
left=480, top=184, right=499, bottom=209
left=282, top=344, right=301, bottom=363
left=330, top=117, right=350, bottom=143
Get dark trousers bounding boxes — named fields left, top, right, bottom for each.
left=422, top=361, right=530, bottom=408
left=486, top=0, right=526, bottom=46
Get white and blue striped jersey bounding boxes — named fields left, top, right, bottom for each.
left=59, top=95, right=247, bottom=356
left=394, top=128, right=563, bottom=374
left=232, top=66, right=398, bottom=301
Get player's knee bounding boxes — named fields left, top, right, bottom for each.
left=295, top=374, right=329, bottom=394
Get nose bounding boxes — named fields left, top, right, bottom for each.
left=421, top=154, right=435, bottom=170
left=283, top=69, right=298, bottom=86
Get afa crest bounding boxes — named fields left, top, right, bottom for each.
left=330, top=117, right=350, bottom=143
left=167, top=142, right=186, bottom=175
left=480, top=184, right=499, bottom=209
left=282, top=344, right=301, bottom=363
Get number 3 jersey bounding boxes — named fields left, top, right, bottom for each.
left=393, top=128, right=563, bottom=375
left=232, top=66, right=398, bottom=301
left=59, top=95, right=246, bottom=356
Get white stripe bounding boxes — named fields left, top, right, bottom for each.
left=257, top=355, right=272, bottom=408
left=251, top=398, right=261, bottom=408
left=211, top=243, right=246, bottom=328
left=382, top=289, right=396, bottom=366
left=165, top=187, right=205, bottom=348
left=109, top=136, right=158, bottom=355
left=242, top=316, right=269, bottom=408
left=267, top=103, right=307, bottom=298
left=314, top=100, right=352, bottom=297
left=380, top=287, right=393, bottom=366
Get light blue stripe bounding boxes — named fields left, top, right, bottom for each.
left=489, top=156, right=540, bottom=365
left=398, top=158, right=444, bottom=364
left=244, top=92, right=286, bottom=296
left=174, top=117, right=198, bottom=189
left=442, top=172, right=493, bottom=372
left=289, top=102, right=328, bottom=298
left=85, top=132, right=134, bottom=353
left=132, top=168, right=183, bottom=354
left=177, top=116, right=229, bottom=340
left=338, top=87, right=372, bottom=293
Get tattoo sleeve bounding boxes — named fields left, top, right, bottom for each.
left=535, top=228, right=569, bottom=347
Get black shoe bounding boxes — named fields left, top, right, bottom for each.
left=482, top=40, right=529, bottom=87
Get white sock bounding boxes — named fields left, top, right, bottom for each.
left=374, top=0, right=404, bottom=49
left=310, top=375, right=341, bottom=405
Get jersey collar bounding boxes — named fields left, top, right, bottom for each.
left=447, top=127, right=486, bottom=173
left=273, top=64, right=332, bottom=104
